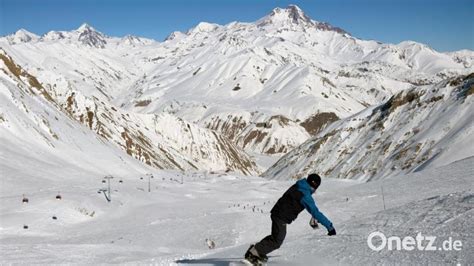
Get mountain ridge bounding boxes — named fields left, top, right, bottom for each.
left=1, top=4, right=473, bottom=177
left=263, top=73, right=474, bottom=181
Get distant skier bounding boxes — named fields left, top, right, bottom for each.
left=245, top=173, right=336, bottom=264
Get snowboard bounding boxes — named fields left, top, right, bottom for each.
left=231, top=259, right=265, bottom=266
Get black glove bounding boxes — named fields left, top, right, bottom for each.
left=309, top=217, right=319, bottom=229
left=327, top=228, right=336, bottom=236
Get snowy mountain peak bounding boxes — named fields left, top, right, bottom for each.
left=15, top=28, right=38, bottom=37
left=8, top=29, right=39, bottom=44
left=76, top=23, right=107, bottom=48
left=187, top=22, right=221, bottom=34
left=76, top=23, right=95, bottom=32
left=397, top=40, right=433, bottom=51
left=283, top=4, right=311, bottom=24
left=257, top=4, right=312, bottom=27
left=164, top=31, right=186, bottom=41
left=256, top=5, right=347, bottom=34
left=120, top=34, right=153, bottom=46
left=42, top=31, right=66, bottom=41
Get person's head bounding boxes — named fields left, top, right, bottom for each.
left=306, top=173, right=321, bottom=193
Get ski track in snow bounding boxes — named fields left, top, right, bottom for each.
left=1, top=157, right=472, bottom=265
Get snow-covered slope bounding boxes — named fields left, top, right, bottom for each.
left=0, top=49, right=258, bottom=175
left=114, top=5, right=472, bottom=157
left=263, top=73, right=474, bottom=181
left=193, top=157, right=473, bottom=265
left=1, top=143, right=472, bottom=264
left=0, top=52, right=155, bottom=195
left=1, top=5, right=472, bottom=159
left=447, top=49, right=474, bottom=69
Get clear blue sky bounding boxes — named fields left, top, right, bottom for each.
left=0, top=0, right=472, bottom=52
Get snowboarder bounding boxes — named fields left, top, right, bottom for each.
left=245, top=173, right=336, bottom=264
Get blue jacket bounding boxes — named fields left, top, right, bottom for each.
left=296, top=179, right=333, bottom=230
left=271, top=179, right=333, bottom=230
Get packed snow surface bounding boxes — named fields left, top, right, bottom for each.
left=1, top=156, right=472, bottom=264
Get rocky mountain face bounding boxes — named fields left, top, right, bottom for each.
left=256, top=5, right=347, bottom=34
left=0, top=50, right=156, bottom=183
left=0, top=50, right=258, bottom=175
left=113, top=5, right=472, bottom=158
left=263, top=73, right=474, bottom=181
left=1, top=5, right=473, bottom=176
left=77, top=23, right=107, bottom=48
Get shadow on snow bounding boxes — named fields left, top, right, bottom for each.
left=175, top=257, right=242, bottom=265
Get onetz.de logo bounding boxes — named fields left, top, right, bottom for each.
left=367, top=231, right=463, bottom=251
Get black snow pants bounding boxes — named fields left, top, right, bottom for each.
left=255, top=215, right=287, bottom=255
